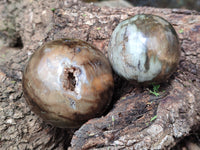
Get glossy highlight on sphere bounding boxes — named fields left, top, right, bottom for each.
left=23, top=39, right=114, bottom=128
left=108, top=14, right=180, bottom=83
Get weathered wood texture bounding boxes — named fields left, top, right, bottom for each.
left=0, top=0, right=200, bottom=149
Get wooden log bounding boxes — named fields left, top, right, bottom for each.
left=0, top=0, right=199, bottom=149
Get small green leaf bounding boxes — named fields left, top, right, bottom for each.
left=112, top=115, right=115, bottom=122
left=121, top=96, right=126, bottom=100
left=179, top=29, right=184, bottom=34
left=150, top=115, right=157, bottom=122
left=153, top=84, right=160, bottom=91
left=149, top=90, right=159, bottom=97
left=1, top=54, right=6, bottom=58
left=83, top=14, right=87, bottom=17
left=96, top=27, right=101, bottom=30
left=183, top=84, right=187, bottom=87
left=11, top=81, right=16, bottom=84
left=51, top=8, right=55, bottom=11
left=150, top=83, right=160, bottom=96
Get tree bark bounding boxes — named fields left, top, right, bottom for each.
left=0, top=0, right=200, bottom=149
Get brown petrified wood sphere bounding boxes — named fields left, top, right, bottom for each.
left=22, top=39, right=114, bottom=128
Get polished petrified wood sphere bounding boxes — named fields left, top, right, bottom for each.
left=23, top=39, right=114, bottom=128
left=108, top=14, right=180, bottom=84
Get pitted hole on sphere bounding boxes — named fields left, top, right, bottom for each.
left=63, top=67, right=81, bottom=91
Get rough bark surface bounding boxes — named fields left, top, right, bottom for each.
left=0, top=0, right=200, bottom=149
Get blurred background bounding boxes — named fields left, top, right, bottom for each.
left=83, top=0, right=200, bottom=11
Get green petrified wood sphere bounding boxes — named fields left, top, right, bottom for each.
left=23, top=39, right=114, bottom=128
left=108, top=14, right=180, bottom=84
